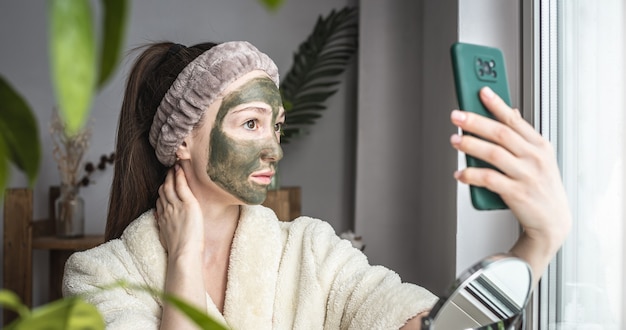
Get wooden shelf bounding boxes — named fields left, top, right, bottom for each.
left=262, top=186, right=301, bottom=221
left=32, top=235, right=104, bottom=251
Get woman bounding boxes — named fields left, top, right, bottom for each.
left=63, top=40, right=571, bottom=329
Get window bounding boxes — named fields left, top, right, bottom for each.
left=537, top=0, right=625, bottom=329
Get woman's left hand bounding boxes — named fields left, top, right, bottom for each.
left=449, top=86, right=572, bottom=283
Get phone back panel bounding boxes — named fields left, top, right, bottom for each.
left=450, top=42, right=511, bottom=210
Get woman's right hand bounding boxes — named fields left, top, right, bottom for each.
left=449, top=87, right=572, bottom=285
left=155, top=164, right=204, bottom=258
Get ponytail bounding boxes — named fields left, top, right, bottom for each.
left=105, top=41, right=217, bottom=240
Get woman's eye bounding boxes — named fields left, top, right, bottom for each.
left=274, top=122, right=284, bottom=134
left=244, top=120, right=257, bottom=130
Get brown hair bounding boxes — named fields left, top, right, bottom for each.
left=105, top=41, right=218, bottom=240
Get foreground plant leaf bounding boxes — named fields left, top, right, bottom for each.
left=0, top=75, right=40, bottom=186
left=112, top=281, right=227, bottom=330
left=162, top=294, right=227, bottom=330
left=98, top=0, right=129, bottom=88
left=50, top=0, right=96, bottom=135
left=8, top=297, right=104, bottom=330
left=0, top=289, right=30, bottom=319
left=0, top=138, right=8, bottom=199
left=259, top=0, right=284, bottom=11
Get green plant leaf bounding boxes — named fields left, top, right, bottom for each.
left=0, top=138, right=8, bottom=200
left=293, top=91, right=338, bottom=104
left=162, top=294, right=227, bottom=330
left=50, top=0, right=96, bottom=136
left=259, top=0, right=284, bottom=11
left=0, top=289, right=30, bottom=318
left=280, top=6, right=359, bottom=144
left=11, top=297, right=104, bottom=330
left=97, top=0, right=129, bottom=88
left=304, top=68, right=346, bottom=81
left=0, top=75, right=41, bottom=186
left=110, top=281, right=227, bottom=330
left=297, top=81, right=340, bottom=90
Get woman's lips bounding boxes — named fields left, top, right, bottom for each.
left=250, top=171, right=274, bottom=185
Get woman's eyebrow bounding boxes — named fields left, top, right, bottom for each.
left=230, top=105, right=272, bottom=115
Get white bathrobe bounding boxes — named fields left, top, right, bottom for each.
left=63, top=205, right=437, bottom=329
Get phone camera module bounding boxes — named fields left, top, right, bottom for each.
left=474, top=56, right=498, bottom=82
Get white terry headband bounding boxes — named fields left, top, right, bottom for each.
left=148, top=41, right=280, bottom=166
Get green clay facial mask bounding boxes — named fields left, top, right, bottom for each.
left=208, top=76, right=283, bottom=204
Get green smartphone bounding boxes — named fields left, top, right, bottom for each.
left=450, top=42, right=511, bottom=210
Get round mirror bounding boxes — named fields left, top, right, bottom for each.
left=422, top=253, right=532, bottom=329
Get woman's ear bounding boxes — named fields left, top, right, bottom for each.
left=176, top=140, right=191, bottom=160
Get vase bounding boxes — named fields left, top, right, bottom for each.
left=55, top=184, right=85, bottom=238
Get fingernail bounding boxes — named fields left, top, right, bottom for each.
left=451, top=110, right=466, bottom=122
left=453, top=170, right=461, bottom=179
left=450, top=134, right=462, bottom=145
left=174, top=164, right=180, bottom=172
left=482, top=87, right=495, bottom=99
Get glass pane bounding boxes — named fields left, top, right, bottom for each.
left=553, top=0, right=625, bottom=328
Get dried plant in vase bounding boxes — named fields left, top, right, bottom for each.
left=78, top=152, right=116, bottom=187
left=50, top=110, right=91, bottom=238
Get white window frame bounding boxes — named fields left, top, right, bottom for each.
left=528, top=0, right=626, bottom=329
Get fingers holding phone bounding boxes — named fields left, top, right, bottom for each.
left=450, top=87, right=570, bottom=239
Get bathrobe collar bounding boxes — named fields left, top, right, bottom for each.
left=121, top=205, right=283, bottom=329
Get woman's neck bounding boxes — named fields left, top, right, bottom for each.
left=200, top=203, right=240, bottom=256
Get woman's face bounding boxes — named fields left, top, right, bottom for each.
left=189, top=71, right=284, bottom=205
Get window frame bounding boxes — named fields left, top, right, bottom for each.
left=528, top=0, right=626, bottom=328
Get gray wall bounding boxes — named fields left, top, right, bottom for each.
left=355, top=0, right=458, bottom=295
left=0, top=0, right=356, bottom=306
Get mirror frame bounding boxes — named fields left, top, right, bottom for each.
left=421, top=253, right=533, bottom=330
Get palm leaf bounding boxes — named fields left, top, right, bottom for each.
left=280, top=6, right=358, bottom=143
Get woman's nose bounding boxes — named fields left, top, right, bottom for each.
left=260, top=137, right=283, bottom=163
